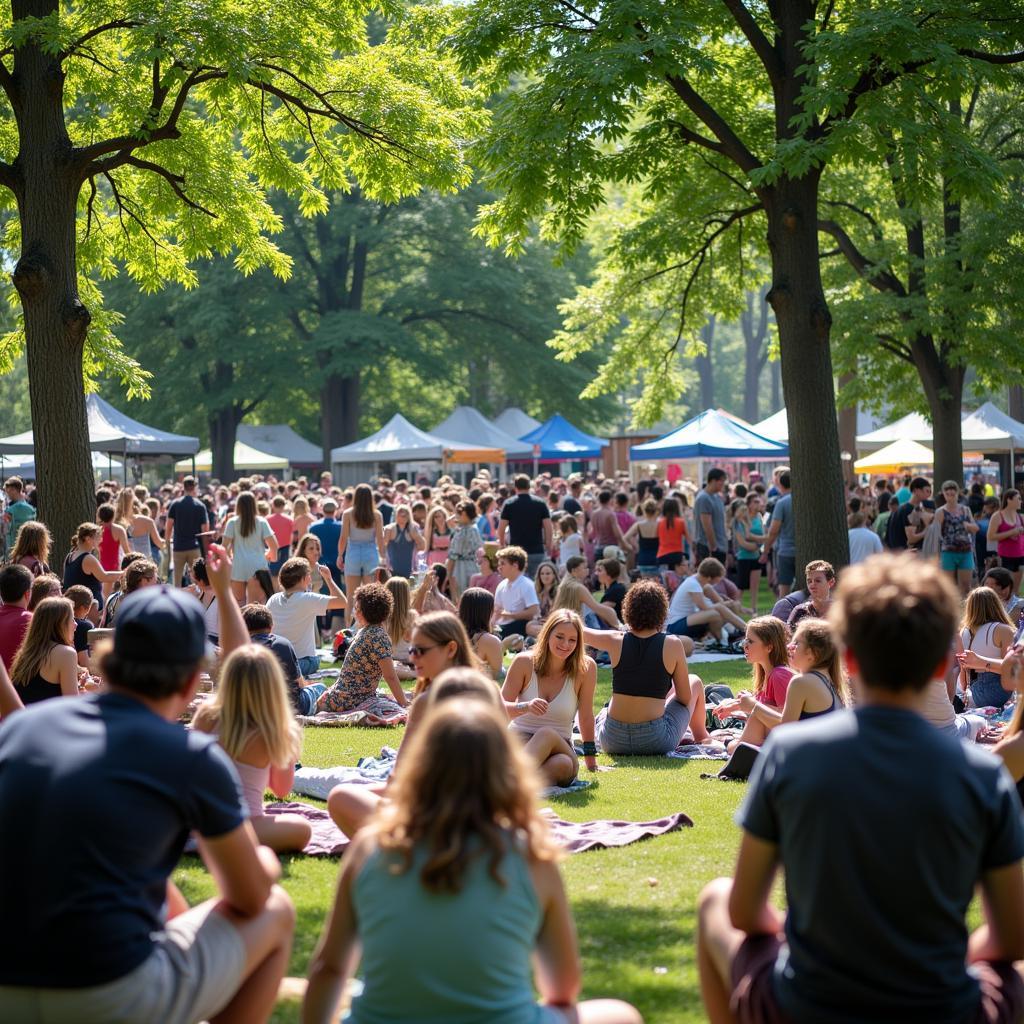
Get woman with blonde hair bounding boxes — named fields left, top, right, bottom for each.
left=383, top=503, right=423, bottom=579
left=10, top=520, right=51, bottom=577
left=292, top=495, right=315, bottom=545
left=338, top=483, right=386, bottom=627
left=222, top=490, right=277, bottom=603
left=732, top=618, right=847, bottom=735
left=115, top=488, right=163, bottom=560
left=503, top=609, right=601, bottom=786
left=959, top=585, right=1016, bottom=709
left=385, top=575, right=417, bottom=680
left=10, top=596, right=80, bottom=703
left=193, top=645, right=310, bottom=853
left=306, top=699, right=642, bottom=1024
left=552, top=576, right=619, bottom=628
left=422, top=504, right=453, bottom=568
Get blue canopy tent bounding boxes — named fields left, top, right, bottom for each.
left=518, top=414, right=608, bottom=468
left=629, top=409, right=789, bottom=462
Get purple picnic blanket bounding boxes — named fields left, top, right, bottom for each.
left=266, top=802, right=693, bottom=857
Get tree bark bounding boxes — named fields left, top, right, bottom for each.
left=836, top=371, right=857, bottom=484
left=741, top=287, right=769, bottom=423
left=1010, top=385, right=1024, bottom=423
left=765, top=174, right=849, bottom=570
left=770, top=358, right=781, bottom=412
left=695, top=315, right=715, bottom=410
left=914, top=343, right=965, bottom=488
left=320, top=373, right=360, bottom=466
left=11, top=0, right=94, bottom=559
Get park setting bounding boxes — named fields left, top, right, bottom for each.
left=4, top=2, right=1024, bottom=1024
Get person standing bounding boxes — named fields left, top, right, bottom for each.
left=498, top=474, right=553, bottom=579
left=165, top=476, right=211, bottom=587
left=989, top=488, right=1024, bottom=595
left=311, top=499, right=344, bottom=637
left=2, top=477, right=35, bottom=556
left=760, top=470, right=796, bottom=596
left=847, top=511, right=883, bottom=564
left=934, top=481, right=980, bottom=597
left=694, top=469, right=728, bottom=563
left=588, top=489, right=628, bottom=562
left=886, top=477, right=934, bottom=553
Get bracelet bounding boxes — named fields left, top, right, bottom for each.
left=515, top=701, right=527, bottom=711
left=582, top=741, right=597, bottom=757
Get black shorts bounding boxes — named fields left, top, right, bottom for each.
left=736, top=559, right=761, bottom=590
left=1001, top=555, right=1024, bottom=572
left=658, top=551, right=684, bottom=567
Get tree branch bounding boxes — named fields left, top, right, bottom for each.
left=821, top=199, right=884, bottom=241
left=876, top=332, right=914, bottom=363
left=641, top=204, right=763, bottom=282
left=122, top=156, right=216, bottom=217
left=60, top=19, right=140, bottom=59
left=960, top=49, right=1024, bottom=65
left=817, top=219, right=906, bottom=296
left=720, top=0, right=782, bottom=85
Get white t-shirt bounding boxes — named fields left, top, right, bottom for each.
left=494, top=574, right=540, bottom=626
left=266, top=590, right=330, bottom=659
left=848, top=526, right=883, bottom=564
left=557, top=533, right=584, bottom=568
left=668, top=575, right=706, bottom=623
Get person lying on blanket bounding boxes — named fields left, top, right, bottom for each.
left=326, top=613, right=481, bottom=838
left=304, top=693, right=644, bottom=1024
left=697, top=552, right=1024, bottom=1024
left=584, top=579, right=714, bottom=756
left=503, top=609, right=606, bottom=787
left=0, top=543, right=295, bottom=1024
left=316, top=583, right=408, bottom=714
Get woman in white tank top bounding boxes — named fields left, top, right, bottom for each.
left=502, top=610, right=601, bottom=786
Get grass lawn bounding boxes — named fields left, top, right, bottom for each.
left=173, top=658, right=755, bottom=1023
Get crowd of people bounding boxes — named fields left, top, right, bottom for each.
left=0, top=459, right=1023, bottom=1023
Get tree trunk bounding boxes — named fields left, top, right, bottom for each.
left=320, top=373, right=361, bottom=466
left=915, top=346, right=964, bottom=489
left=11, top=1, right=94, bottom=559
left=770, top=358, right=781, bottom=412
left=836, top=371, right=857, bottom=484
left=765, top=175, right=849, bottom=570
left=1010, top=385, right=1024, bottom=423
left=741, top=287, right=769, bottom=423
left=695, top=315, right=715, bottom=409
left=209, top=405, right=238, bottom=481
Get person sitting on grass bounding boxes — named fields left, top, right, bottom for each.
left=0, top=543, right=295, bottom=1024
left=958, top=585, right=1016, bottom=711
left=9, top=596, right=83, bottom=704
left=982, top=566, right=1024, bottom=628
left=28, top=572, right=64, bottom=612
left=586, top=579, right=712, bottom=755
left=503, top=610, right=602, bottom=787
left=64, top=584, right=97, bottom=669
left=194, top=645, right=311, bottom=854
left=458, top=586, right=504, bottom=679
left=596, top=556, right=627, bottom=621
left=242, top=603, right=326, bottom=716
left=491, top=545, right=541, bottom=640
left=666, top=558, right=745, bottom=648
left=697, top=552, right=1024, bottom=1024
left=786, top=559, right=836, bottom=629
left=316, top=583, right=409, bottom=714
left=304, top=697, right=643, bottom=1024
left=553, top=574, right=621, bottom=631
left=713, top=616, right=793, bottom=749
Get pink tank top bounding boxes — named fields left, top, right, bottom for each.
left=427, top=530, right=451, bottom=566
left=232, top=758, right=269, bottom=819
left=997, top=512, right=1024, bottom=557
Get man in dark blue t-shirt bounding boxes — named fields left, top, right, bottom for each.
left=0, top=545, right=295, bottom=1024
left=165, top=475, right=211, bottom=587
left=697, top=553, right=1024, bottom=1024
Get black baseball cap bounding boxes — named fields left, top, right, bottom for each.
left=114, top=585, right=214, bottom=665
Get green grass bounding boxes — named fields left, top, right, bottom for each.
left=174, top=660, right=757, bottom=1023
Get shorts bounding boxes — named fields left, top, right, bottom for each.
left=728, top=932, right=1024, bottom=1024
left=667, top=616, right=710, bottom=639
left=695, top=544, right=727, bottom=565
left=736, top=559, right=761, bottom=589
left=0, top=901, right=246, bottom=1024
left=344, top=541, right=379, bottom=576
left=775, top=554, right=796, bottom=587
left=941, top=549, right=975, bottom=571
left=268, top=544, right=290, bottom=576
left=1000, top=555, right=1024, bottom=572
left=297, top=655, right=321, bottom=678
left=296, top=682, right=327, bottom=715
left=498, top=620, right=527, bottom=640
left=658, top=550, right=684, bottom=567
left=595, top=700, right=691, bottom=755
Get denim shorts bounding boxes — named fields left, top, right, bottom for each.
left=297, top=655, right=321, bottom=678
left=296, top=682, right=327, bottom=715
left=595, top=700, right=691, bottom=755
left=941, top=549, right=975, bottom=571
left=344, top=541, right=379, bottom=576
left=971, top=670, right=1013, bottom=710
left=776, top=554, right=796, bottom=586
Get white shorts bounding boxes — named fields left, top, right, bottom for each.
left=0, top=901, right=247, bottom=1024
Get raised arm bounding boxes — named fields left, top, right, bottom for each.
left=580, top=588, right=619, bottom=627
left=317, top=564, right=348, bottom=610
left=205, top=543, right=248, bottom=655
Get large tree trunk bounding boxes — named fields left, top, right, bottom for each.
left=1010, top=385, right=1024, bottom=423
left=770, top=359, right=781, bottom=412
left=741, top=287, right=769, bottom=423
left=209, top=406, right=238, bottom=481
left=695, top=315, right=715, bottom=409
left=837, top=371, right=857, bottom=484
left=766, top=174, right=849, bottom=570
left=11, top=2, right=94, bottom=559
left=320, top=372, right=360, bottom=465
left=915, top=344, right=964, bottom=489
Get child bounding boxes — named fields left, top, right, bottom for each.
left=194, top=645, right=311, bottom=853
left=557, top=513, right=585, bottom=571
left=697, top=553, right=1024, bottom=1023
left=64, top=584, right=97, bottom=668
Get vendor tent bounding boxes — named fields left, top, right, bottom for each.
left=176, top=442, right=288, bottom=473
left=630, top=409, right=788, bottom=461
left=331, top=413, right=503, bottom=468
left=237, top=424, right=322, bottom=467
left=518, top=414, right=608, bottom=460
left=493, top=407, right=541, bottom=438
left=856, top=402, right=1024, bottom=455
left=432, top=406, right=533, bottom=458
left=854, top=439, right=934, bottom=474
left=856, top=411, right=943, bottom=451
left=1, top=451, right=122, bottom=481
left=755, top=406, right=888, bottom=444
left=0, top=394, right=200, bottom=457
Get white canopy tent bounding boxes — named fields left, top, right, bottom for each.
left=432, top=406, right=533, bottom=458
left=493, top=407, right=541, bottom=438
left=237, top=424, right=322, bottom=468
left=754, top=406, right=888, bottom=444
left=0, top=450, right=122, bottom=481
left=176, top=442, right=289, bottom=474
left=855, top=411, right=943, bottom=452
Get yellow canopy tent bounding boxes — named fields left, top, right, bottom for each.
left=176, top=442, right=289, bottom=473
left=854, top=439, right=933, bottom=474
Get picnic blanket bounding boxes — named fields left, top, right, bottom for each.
left=292, top=750, right=399, bottom=799
left=296, top=694, right=408, bottom=728
left=668, top=743, right=729, bottom=761
left=265, top=802, right=693, bottom=857
left=541, top=778, right=592, bottom=798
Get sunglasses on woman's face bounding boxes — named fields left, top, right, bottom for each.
left=408, top=644, right=441, bottom=658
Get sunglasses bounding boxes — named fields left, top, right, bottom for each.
left=408, top=644, right=441, bottom=658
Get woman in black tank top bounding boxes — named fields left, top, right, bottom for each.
left=584, top=580, right=714, bottom=755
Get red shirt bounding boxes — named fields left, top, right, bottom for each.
left=0, top=604, right=32, bottom=669
left=267, top=513, right=295, bottom=549
left=762, top=665, right=795, bottom=709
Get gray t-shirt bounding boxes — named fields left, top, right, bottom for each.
left=738, top=706, right=1024, bottom=1023
left=770, top=492, right=796, bottom=557
left=694, top=489, right=727, bottom=551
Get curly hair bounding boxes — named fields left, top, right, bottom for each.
left=622, top=578, right=667, bottom=633
left=355, top=582, right=393, bottom=626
